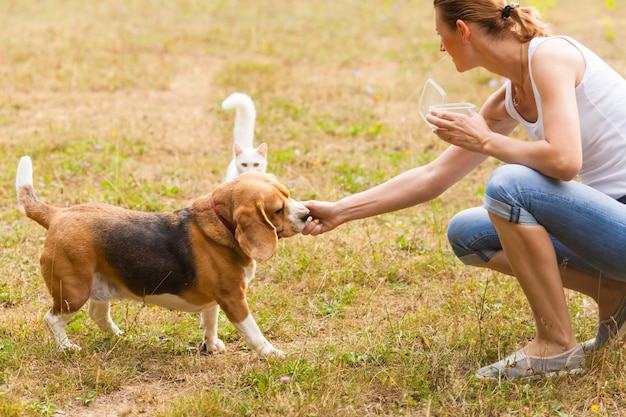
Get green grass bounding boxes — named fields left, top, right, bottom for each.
left=1, top=0, right=625, bottom=416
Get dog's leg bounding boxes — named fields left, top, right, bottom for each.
left=233, top=315, right=285, bottom=358
left=88, top=300, right=123, bottom=336
left=217, top=272, right=283, bottom=358
left=44, top=310, right=81, bottom=351
left=40, top=241, right=94, bottom=351
left=200, top=302, right=225, bottom=354
left=89, top=274, right=123, bottom=335
left=43, top=276, right=90, bottom=351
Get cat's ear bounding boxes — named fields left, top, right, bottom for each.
left=256, top=143, right=268, bottom=157
left=233, top=142, right=244, bottom=156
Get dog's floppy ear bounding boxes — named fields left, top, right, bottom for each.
left=234, top=201, right=278, bottom=262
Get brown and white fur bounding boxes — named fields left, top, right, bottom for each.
left=15, top=156, right=309, bottom=357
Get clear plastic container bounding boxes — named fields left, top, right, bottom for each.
left=418, top=78, right=475, bottom=129
left=419, top=78, right=447, bottom=128
left=429, top=102, right=476, bottom=114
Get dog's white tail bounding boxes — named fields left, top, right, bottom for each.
left=222, top=92, right=256, bottom=148
left=16, top=156, right=57, bottom=229
left=16, top=156, right=33, bottom=213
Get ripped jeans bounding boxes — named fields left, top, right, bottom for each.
left=447, top=164, right=626, bottom=282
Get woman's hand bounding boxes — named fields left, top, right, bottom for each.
left=302, top=200, right=341, bottom=236
left=426, top=109, right=493, bottom=154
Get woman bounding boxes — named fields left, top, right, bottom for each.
left=302, top=0, right=626, bottom=380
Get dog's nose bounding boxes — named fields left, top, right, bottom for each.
left=300, top=211, right=310, bottom=222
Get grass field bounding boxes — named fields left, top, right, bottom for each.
left=1, top=0, right=625, bottom=416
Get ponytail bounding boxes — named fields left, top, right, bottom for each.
left=433, top=0, right=552, bottom=42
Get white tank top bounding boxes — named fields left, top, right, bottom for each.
left=504, top=36, right=626, bottom=199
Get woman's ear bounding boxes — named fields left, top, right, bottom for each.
left=455, top=19, right=471, bottom=43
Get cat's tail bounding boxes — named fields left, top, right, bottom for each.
left=222, top=93, right=256, bottom=147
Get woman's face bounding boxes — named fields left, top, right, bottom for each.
left=434, top=8, right=467, bottom=72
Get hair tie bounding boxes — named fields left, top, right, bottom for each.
left=501, top=2, right=520, bottom=19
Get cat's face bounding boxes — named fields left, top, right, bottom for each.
left=235, top=148, right=267, bottom=175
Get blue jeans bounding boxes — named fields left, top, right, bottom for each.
left=447, top=164, right=626, bottom=282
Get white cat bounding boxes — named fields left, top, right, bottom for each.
left=222, top=93, right=268, bottom=182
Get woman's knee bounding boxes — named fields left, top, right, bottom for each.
left=447, top=208, right=480, bottom=248
left=484, top=165, right=545, bottom=225
left=485, top=165, right=537, bottom=201
left=447, top=207, right=500, bottom=265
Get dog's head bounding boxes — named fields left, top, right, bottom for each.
left=210, top=172, right=309, bottom=262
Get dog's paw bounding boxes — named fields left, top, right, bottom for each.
left=93, top=318, right=124, bottom=336
left=105, top=324, right=124, bottom=336
left=201, top=339, right=226, bottom=355
left=259, top=345, right=285, bottom=358
left=58, top=342, right=82, bottom=352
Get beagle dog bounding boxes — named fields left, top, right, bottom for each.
left=15, top=156, right=309, bottom=357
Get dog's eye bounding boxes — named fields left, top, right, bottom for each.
left=275, top=205, right=284, bottom=214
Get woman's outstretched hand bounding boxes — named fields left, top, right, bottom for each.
left=302, top=200, right=340, bottom=236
